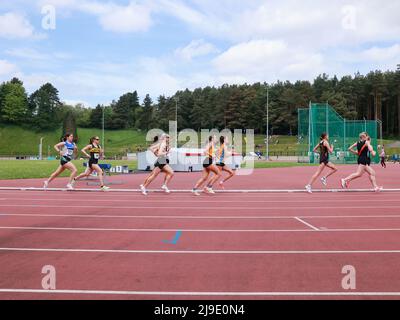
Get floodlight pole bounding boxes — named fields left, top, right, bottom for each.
left=102, top=105, right=105, bottom=152
left=39, top=137, right=44, bottom=160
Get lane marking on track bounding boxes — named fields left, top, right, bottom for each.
left=2, top=226, right=400, bottom=233
left=294, top=217, right=320, bottom=231
left=1, top=187, right=400, bottom=193
left=2, top=213, right=400, bottom=220
left=0, top=204, right=399, bottom=210
left=162, top=231, right=182, bottom=245
left=1, top=289, right=400, bottom=297
left=1, top=197, right=400, bottom=204
left=2, top=247, right=400, bottom=255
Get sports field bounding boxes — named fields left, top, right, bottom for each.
left=0, top=164, right=398, bottom=300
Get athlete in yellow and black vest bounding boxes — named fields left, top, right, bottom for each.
left=192, top=135, right=221, bottom=196
left=73, top=136, right=110, bottom=191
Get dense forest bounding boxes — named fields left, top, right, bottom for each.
left=0, top=66, right=399, bottom=137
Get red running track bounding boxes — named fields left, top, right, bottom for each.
left=0, top=164, right=400, bottom=300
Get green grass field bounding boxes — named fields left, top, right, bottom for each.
left=0, top=125, right=147, bottom=157
left=0, top=159, right=318, bottom=180
left=0, top=160, right=137, bottom=180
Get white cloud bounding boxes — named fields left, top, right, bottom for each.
left=37, top=0, right=153, bottom=33
left=212, top=40, right=326, bottom=84
left=5, top=48, right=72, bottom=61
left=0, top=12, right=35, bottom=39
left=0, top=60, right=18, bottom=76
left=175, top=39, right=218, bottom=61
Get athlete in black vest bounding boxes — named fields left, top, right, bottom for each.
left=341, top=132, right=382, bottom=192
left=305, top=133, right=338, bottom=193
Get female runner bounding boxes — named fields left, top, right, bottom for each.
left=140, top=134, right=174, bottom=196
left=192, top=135, right=221, bottom=196
left=44, top=133, right=78, bottom=190
left=216, top=136, right=235, bottom=189
left=341, top=132, right=383, bottom=192
left=305, top=133, right=338, bottom=193
left=72, top=136, right=110, bottom=191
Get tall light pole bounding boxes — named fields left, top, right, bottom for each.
left=266, top=87, right=269, bottom=161
left=174, top=97, right=179, bottom=148
left=39, top=137, right=44, bottom=160
left=102, top=105, right=105, bottom=152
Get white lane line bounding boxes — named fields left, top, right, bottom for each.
left=0, top=204, right=399, bottom=210
left=2, top=197, right=400, bottom=204
left=1, top=247, right=400, bottom=255
left=0, top=289, right=400, bottom=297
left=3, top=226, right=400, bottom=233
left=294, top=217, right=320, bottom=231
left=0, top=226, right=308, bottom=233
left=1, top=187, right=399, bottom=193
left=2, top=213, right=400, bottom=220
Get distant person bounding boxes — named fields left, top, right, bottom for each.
left=305, top=133, right=338, bottom=193
left=341, top=132, right=382, bottom=192
left=72, top=136, right=110, bottom=191
left=380, top=145, right=386, bottom=168
left=43, top=133, right=78, bottom=190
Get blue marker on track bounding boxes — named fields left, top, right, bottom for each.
left=163, top=230, right=182, bottom=245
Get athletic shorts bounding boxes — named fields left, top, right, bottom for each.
left=203, top=157, right=213, bottom=169
left=155, top=158, right=169, bottom=170
left=89, top=159, right=99, bottom=169
left=358, top=157, right=371, bottom=166
left=60, top=156, right=72, bottom=166
left=216, top=162, right=226, bottom=167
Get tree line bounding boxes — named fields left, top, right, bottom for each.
left=1, top=66, right=399, bottom=137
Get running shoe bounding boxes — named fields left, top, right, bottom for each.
left=320, top=177, right=327, bottom=186
left=305, top=185, right=312, bottom=194
left=70, top=178, right=76, bottom=187
left=204, top=187, right=215, bottom=194
left=43, top=181, right=48, bottom=189
left=341, top=179, right=348, bottom=189
left=66, top=184, right=74, bottom=190
left=192, top=189, right=201, bottom=196
left=374, top=186, right=383, bottom=193
left=140, top=184, right=148, bottom=196
left=101, top=186, right=110, bottom=191
left=161, top=185, right=171, bottom=194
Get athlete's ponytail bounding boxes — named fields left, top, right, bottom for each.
left=220, top=136, right=225, bottom=145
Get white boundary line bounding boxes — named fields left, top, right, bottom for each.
left=0, top=204, right=399, bottom=210
left=0, top=187, right=399, bottom=193
left=2, top=213, right=400, bottom=220
left=294, top=217, right=320, bottom=231
left=2, top=197, right=400, bottom=204
left=1, top=247, right=400, bottom=254
left=2, top=226, right=400, bottom=233
left=0, top=288, right=399, bottom=297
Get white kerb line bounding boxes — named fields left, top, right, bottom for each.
left=294, top=217, right=320, bottom=231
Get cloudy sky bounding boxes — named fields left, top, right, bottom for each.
left=0, top=0, right=399, bottom=106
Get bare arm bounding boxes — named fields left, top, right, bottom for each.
left=312, top=144, right=320, bottom=152
left=348, top=142, right=358, bottom=155
left=149, top=143, right=160, bottom=156
left=81, top=145, right=91, bottom=158
left=54, top=142, right=65, bottom=155
left=366, top=141, right=376, bottom=157
left=324, top=141, right=334, bottom=154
